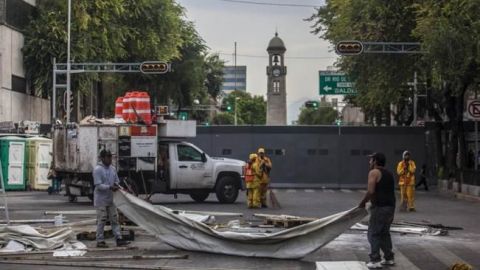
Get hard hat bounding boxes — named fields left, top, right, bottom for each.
left=402, top=150, right=411, bottom=158
left=249, top=153, right=257, bottom=160
left=257, top=148, right=265, bottom=154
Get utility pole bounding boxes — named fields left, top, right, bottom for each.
left=66, top=0, right=72, bottom=123
left=234, top=42, right=237, bottom=91
left=413, top=71, right=418, bottom=126
left=234, top=97, right=240, bottom=126
left=475, top=89, right=479, bottom=170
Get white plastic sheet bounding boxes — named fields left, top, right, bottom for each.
left=0, top=225, right=83, bottom=251
left=114, top=191, right=367, bottom=259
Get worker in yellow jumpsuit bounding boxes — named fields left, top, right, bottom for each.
left=244, top=153, right=261, bottom=208
left=396, top=151, right=416, bottom=211
left=257, top=148, right=272, bottom=208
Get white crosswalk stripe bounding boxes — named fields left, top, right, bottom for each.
left=286, top=189, right=297, bottom=193
left=393, top=248, right=421, bottom=270
left=304, top=189, right=315, bottom=193
left=323, top=189, right=335, bottom=193
left=340, top=189, right=353, bottom=193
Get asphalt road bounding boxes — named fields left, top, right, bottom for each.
left=2, top=187, right=479, bottom=270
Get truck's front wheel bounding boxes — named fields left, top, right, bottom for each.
left=190, top=191, right=210, bottom=203
left=215, top=176, right=239, bottom=203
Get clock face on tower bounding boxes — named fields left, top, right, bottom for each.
left=272, top=67, right=281, bottom=77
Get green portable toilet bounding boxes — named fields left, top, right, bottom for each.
left=0, top=136, right=27, bottom=191
left=25, top=137, right=52, bottom=191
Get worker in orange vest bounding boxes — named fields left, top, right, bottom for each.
left=396, top=151, right=416, bottom=211
left=257, top=148, right=272, bottom=208
left=244, top=153, right=261, bottom=208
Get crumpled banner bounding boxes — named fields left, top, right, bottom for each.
left=114, top=190, right=367, bottom=259
left=0, top=225, right=84, bottom=252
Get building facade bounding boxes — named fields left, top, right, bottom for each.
left=0, top=0, right=50, bottom=124
left=266, top=32, right=287, bottom=125
left=221, top=65, right=246, bottom=94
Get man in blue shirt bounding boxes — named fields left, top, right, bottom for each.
left=93, top=149, right=129, bottom=248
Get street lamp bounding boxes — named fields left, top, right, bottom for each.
left=234, top=97, right=240, bottom=126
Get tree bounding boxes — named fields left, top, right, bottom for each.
left=414, top=0, right=480, bottom=178
left=217, top=91, right=266, bottom=125
left=23, top=1, right=188, bottom=110
left=204, top=54, right=225, bottom=100
left=297, top=102, right=338, bottom=125
left=308, top=0, right=420, bottom=126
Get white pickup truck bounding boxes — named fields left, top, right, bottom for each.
left=155, top=140, right=245, bottom=203
left=53, top=122, right=245, bottom=203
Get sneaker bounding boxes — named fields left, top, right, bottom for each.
left=381, top=259, right=395, bottom=266
left=366, top=261, right=383, bottom=269
left=96, top=241, right=108, bottom=248
left=408, top=208, right=416, bottom=212
left=116, top=239, right=131, bottom=247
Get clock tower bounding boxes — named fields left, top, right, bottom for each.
left=266, top=32, right=287, bottom=125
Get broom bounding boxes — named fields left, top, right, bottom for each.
left=268, top=186, right=281, bottom=209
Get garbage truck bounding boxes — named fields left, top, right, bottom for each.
left=53, top=120, right=245, bottom=203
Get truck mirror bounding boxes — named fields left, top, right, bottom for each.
left=201, top=153, right=207, bottom=163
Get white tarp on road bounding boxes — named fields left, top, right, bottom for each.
left=114, top=191, right=367, bottom=259
left=0, top=225, right=84, bottom=252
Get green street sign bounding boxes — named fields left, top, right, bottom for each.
left=319, top=71, right=357, bottom=95
left=178, top=111, right=188, bottom=120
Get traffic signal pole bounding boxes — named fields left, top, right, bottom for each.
left=66, top=0, right=72, bottom=123
left=52, top=62, right=170, bottom=122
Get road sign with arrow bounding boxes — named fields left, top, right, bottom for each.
left=319, top=71, right=357, bottom=95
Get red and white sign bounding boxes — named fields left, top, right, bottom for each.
left=467, top=100, right=480, bottom=120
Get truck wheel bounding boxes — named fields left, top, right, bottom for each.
left=215, top=176, right=239, bottom=204
left=190, top=191, right=210, bottom=203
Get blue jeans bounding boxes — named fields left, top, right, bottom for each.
left=368, top=206, right=395, bottom=262
left=96, top=206, right=122, bottom=242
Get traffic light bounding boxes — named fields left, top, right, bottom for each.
left=305, top=100, right=319, bottom=109
left=178, top=111, right=188, bottom=120
left=335, top=41, right=363, bottom=55
left=63, top=90, right=73, bottom=113
left=335, top=119, right=342, bottom=126
left=221, top=103, right=233, bottom=112
left=140, top=61, right=169, bottom=74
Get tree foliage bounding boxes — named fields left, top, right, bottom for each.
left=23, top=0, right=224, bottom=121
left=309, top=0, right=480, bottom=176
left=308, top=0, right=419, bottom=126
left=297, top=102, right=338, bottom=125
left=213, top=91, right=266, bottom=125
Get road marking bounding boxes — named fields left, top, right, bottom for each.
left=358, top=190, right=367, bottom=194
left=305, top=189, right=315, bottom=193
left=428, top=243, right=473, bottom=268
left=393, top=248, right=421, bottom=270
left=340, top=189, right=353, bottom=193
left=286, top=189, right=297, bottom=193
left=270, top=189, right=279, bottom=193
left=323, top=189, right=335, bottom=193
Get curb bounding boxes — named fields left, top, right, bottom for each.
left=454, top=193, right=480, bottom=203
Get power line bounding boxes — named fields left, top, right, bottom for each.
left=218, top=52, right=335, bottom=60
left=218, top=0, right=321, bottom=8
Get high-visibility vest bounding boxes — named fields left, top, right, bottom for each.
left=244, top=164, right=254, bottom=182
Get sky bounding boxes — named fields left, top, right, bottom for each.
left=176, top=0, right=339, bottom=124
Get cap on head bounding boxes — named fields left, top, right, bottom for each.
left=402, top=150, right=411, bottom=158
left=100, top=149, right=112, bottom=158
left=257, top=148, right=265, bottom=154
left=249, top=153, right=257, bottom=160
left=369, top=152, right=386, bottom=167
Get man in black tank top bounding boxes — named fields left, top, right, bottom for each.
left=359, top=152, right=396, bottom=269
